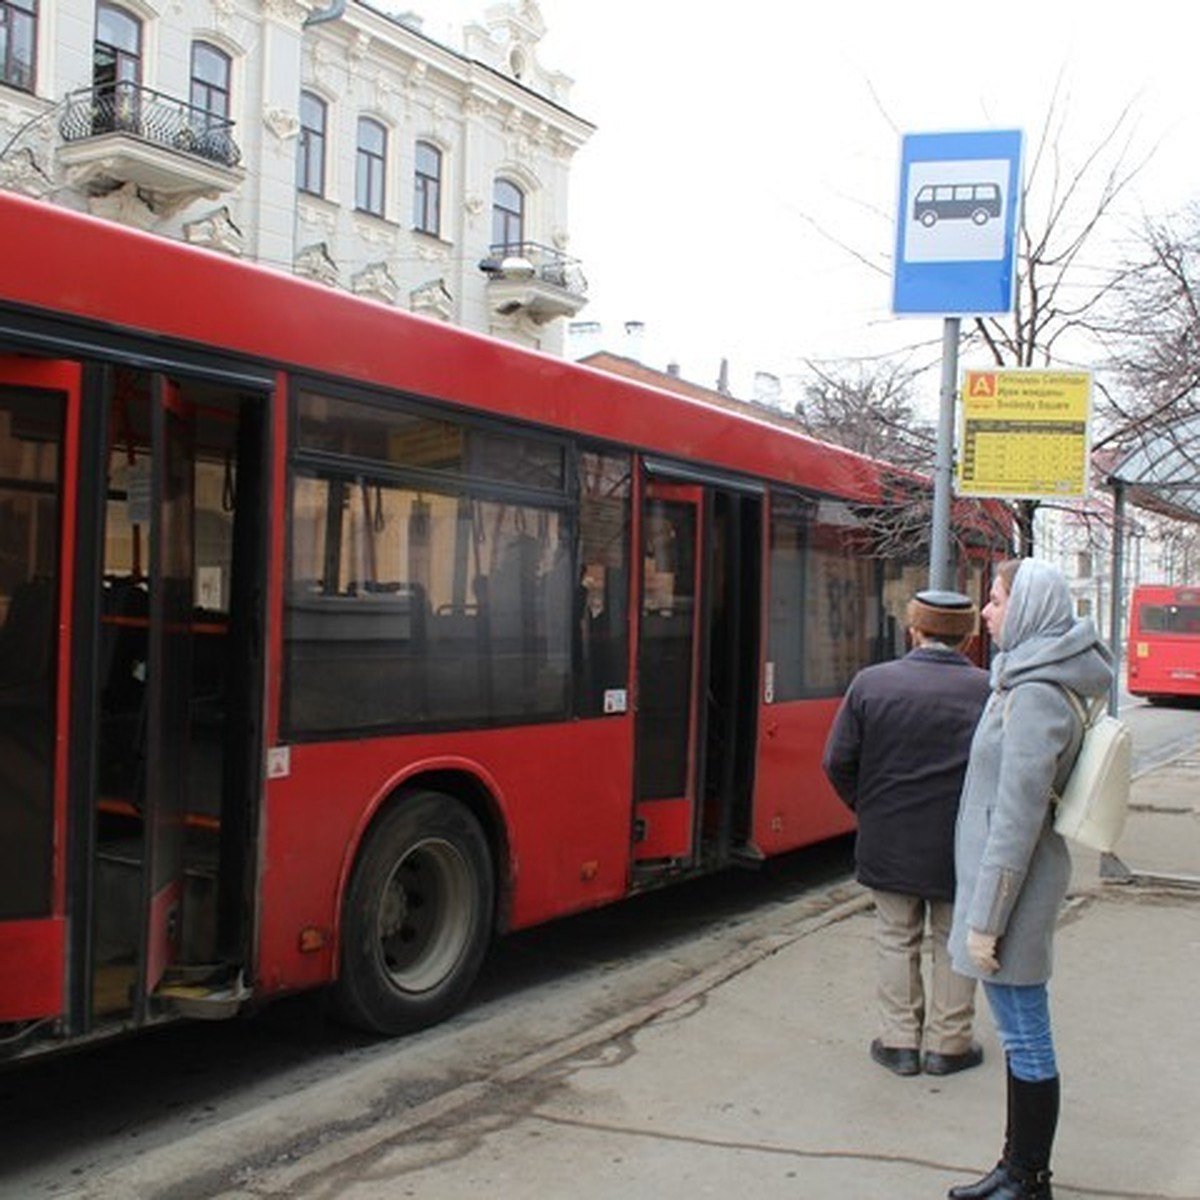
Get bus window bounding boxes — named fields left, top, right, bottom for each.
left=0, top=389, right=62, bottom=920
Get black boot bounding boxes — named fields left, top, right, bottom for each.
left=947, top=1062, right=1017, bottom=1199
left=989, top=1165, right=1053, bottom=1199
left=947, top=1161, right=1013, bottom=1200
left=991, top=1074, right=1059, bottom=1199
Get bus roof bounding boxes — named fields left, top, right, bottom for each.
left=0, top=191, right=938, bottom=509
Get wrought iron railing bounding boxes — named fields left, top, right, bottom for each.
left=59, top=82, right=241, bottom=169
left=485, top=241, right=588, bottom=296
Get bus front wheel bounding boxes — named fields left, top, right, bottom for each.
left=334, top=790, right=494, bottom=1035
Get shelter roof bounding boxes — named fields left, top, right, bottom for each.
left=1108, top=418, right=1200, bottom=523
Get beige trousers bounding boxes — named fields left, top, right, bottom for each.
left=871, top=888, right=977, bottom=1054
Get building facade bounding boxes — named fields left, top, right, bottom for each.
left=0, top=0, right=592, bottom=352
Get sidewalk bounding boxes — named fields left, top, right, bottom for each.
left=87, top=760, right=1200, bottom=1200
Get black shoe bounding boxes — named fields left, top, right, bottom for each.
left=924, top=1040, right=984, bottom=1076
left=948, top=1161, right=1012, bottom=1199
left=869, top=1038, right=920, bottom=1076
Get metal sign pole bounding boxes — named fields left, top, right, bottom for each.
left=929, top=316, right=960, bottom=590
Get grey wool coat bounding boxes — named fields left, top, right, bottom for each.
left=949, top=561, right=1113, bottom=985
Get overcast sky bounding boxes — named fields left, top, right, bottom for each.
left=430, top=3, right=1198, bottom=399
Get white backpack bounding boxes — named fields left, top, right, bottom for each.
left=1051, top=686, right=1132, bottom=853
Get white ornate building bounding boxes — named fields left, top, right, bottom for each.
left=0, top=0, right=592, bottom=352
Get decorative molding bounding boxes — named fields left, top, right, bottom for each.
left=410, top=278, right=453, bottom=322
left=263, top=106, right=300, bottom=141
left=261, top=0, right=308, bottom=27
left=86, top=181, right=157, bottom=230
left=0, top=148, right=53, bottom=199
left=211, top=0, right=237, bottom=33
left=298, top=195, right=337, bottom=232
left=414, top=242, right=449, bottom=264
left=351, top=215, right=397, bottom=247
left=184, top=205, right=245, bottom=256
left=352, top=260, right=398, bottom=305
left=295, top=241, right=340, bottom=287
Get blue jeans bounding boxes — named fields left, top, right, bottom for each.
left=982, top=981, right=1058, bottom=1081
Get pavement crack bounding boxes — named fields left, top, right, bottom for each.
left=522, top=1109, right=1196, bottom=1199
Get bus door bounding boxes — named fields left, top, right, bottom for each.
left=138, top=379, right=195, bottom=1010
left=0, top=357, right=77, bottom=1026
left=633, top=477, right=763, bottom=873
left=634, top=482, right=703, bottom=864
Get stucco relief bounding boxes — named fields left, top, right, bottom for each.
left=261, top=0, right=308, bottom=28
left=410, top=278, right=453, bottom=322
left=352, top=216, right=396, bottom=247
left=184, top=205, right=245, bottom=255
left=0, top=148, right=52, bottom=199
left=295, top=241, right=340, bottom=287
left=298, top=196, right=337, bottom=233
left=352, top=261, right=398, bottom=305
left=263, top=106, right=300, bottom=141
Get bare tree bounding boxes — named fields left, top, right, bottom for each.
left=791, top=358, right=934, bottom=470
left=1101, top=202, right=1200, bottom=442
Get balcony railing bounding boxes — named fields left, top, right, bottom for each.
left=59, top=83, right=241, bottom=169
left=484, top=242, right=588, bottom=297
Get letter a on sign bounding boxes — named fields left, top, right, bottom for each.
left=969, top=373, right=997, bottom=397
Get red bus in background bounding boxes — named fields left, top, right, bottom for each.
left=0, top=191, right=1008, bottom=1061
left=1127, top=584, right=1200, bottom=702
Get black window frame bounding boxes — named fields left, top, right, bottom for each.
left=492, top=178, right=524, bottom=253
left=189, top=40, right=231, bottom=128
left=413, top=138, right=441, bottom=237
left=0, top=0, right=37, bottom=93
left=355, top=116, right=387, bottom=217
left=297, top=89, right=327, bottom=197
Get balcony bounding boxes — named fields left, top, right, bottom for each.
left=57, top=83, right=244, bottom=214
left=480, top=242, right=588, bottom=324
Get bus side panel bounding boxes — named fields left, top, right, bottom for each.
left=751, top=698, right=853, bottom=856
left=253, top=719, right=634, bottom=995
left=0, top=918, right=65, bottom=1021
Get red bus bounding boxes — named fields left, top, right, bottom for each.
left=0, top=191, right=1007, bottom=1060
left=1127, top=584, right=1200, bottom=702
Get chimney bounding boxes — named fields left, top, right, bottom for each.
left=623, top=320, right=646, bottom=362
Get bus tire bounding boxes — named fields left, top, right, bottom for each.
left=333, top=790, right=494, bottom=1035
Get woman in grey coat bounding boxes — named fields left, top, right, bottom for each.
left=947, top=559, right=1113, bottom=1200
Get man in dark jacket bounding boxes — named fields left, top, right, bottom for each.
left=822, top=589, right=990, bottom=1078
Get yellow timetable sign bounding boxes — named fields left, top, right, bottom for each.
left=958, top=369, right=1092, bottom=499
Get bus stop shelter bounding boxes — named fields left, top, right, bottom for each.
left=1102, top=416, right=1200, bottom=890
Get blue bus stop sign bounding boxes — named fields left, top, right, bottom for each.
left=892, top=130, right=1023, bottom=316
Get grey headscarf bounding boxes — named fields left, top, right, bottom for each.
left=990, top=559, right=1108, bottom=691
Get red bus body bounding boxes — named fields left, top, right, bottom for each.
left=0, top=192, right=1007, bottom=1058
left=1126, top=584, right=1200, bottom=701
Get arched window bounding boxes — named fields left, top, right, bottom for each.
left=297, top=90, right=326, bottom=196
left=413, top=140, right=441, bottom=237
left=0, top=0, right=38, bottom=92
left=190, top=41, right=230, bottom=128
left=492, top=178, right=524, bottom=254
left=356, top=117, right=386, bottom=217
left=93, top=3, right=141, bottom=130
left=94, top=3, right=140, bottom=88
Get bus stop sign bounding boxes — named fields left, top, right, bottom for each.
left=893, top=130, right=1023, bottom=316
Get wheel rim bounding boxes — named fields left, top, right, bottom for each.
left=375, top=836, right=476, bottom=995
